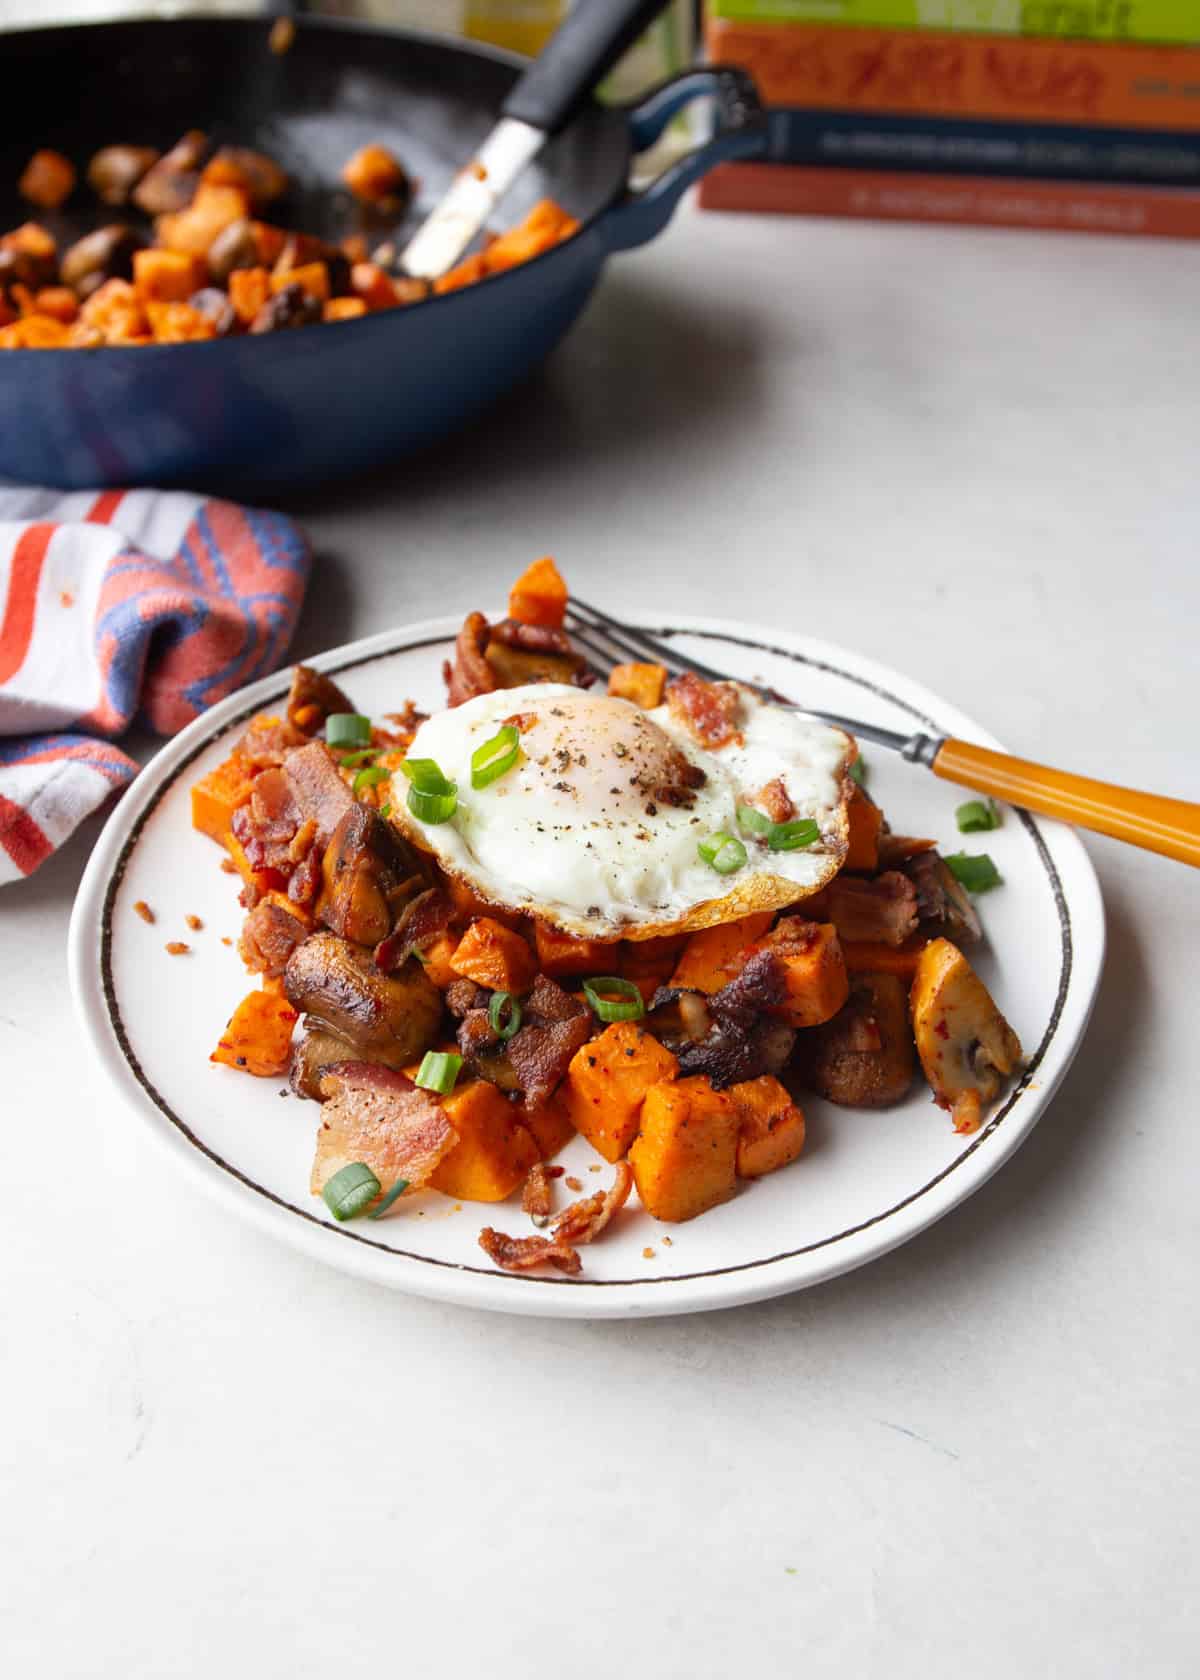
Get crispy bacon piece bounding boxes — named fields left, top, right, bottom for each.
left=238, top=713, right=307, bottom=768
left=488, top=618, right=576, bottom=656
left=238, top=897, right=309, bottom=977
left=444, top=611, right=497, bottom=707
left=283, top=740, right=354, bottom=847
left=553, top=1161, right=633, bottom=1244
left=312, top=1061, right=458, bottom=1198
left=229, top=767, right=300, bottom=876
left=478, top=1227, right=582, bottom=1276
left=666, top=671, right=743, bottom=751
left=287, top=845, right=323, bottom=907
left=755, top=777, right=795, bottom=825
left=809, top=872, right=919, bottom=947
left=503, top=976, right=592, bottom=1112
left=285, top=664, right=354, bottom=734
left=445, top=978, right=488, bottom=1018
left=522, top=1161, right=554, bottom=1227
left=374, top=886, right=452, bottom=973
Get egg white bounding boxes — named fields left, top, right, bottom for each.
left=391, top=683, right=852, bottom=940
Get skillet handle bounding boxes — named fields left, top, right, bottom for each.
left=598, top=67, right=768, bottom=253
left=503, top=0, right=674, bottom=135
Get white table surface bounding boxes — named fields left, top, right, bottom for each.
left=4, top=204, right=1198, bottom=1680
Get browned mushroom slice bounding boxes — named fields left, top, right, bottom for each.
left=132, top=130, right=208, bottom=215
left=60, top=224, right=146, bottom=292
left=284, top=931, right=442, bottom=1067
left=909, top=939, right=1022, bottom=1133
left=87, top=145, right=161, bottom=206
left=903, top=850, right=983, bottom=945
left=798, top=972, right=915, bottom=1108
left=285, top=664, right=355, bottom=735
left=318, top=803, right=430, bottom=948
left=290, top=1023, right=359, bottom=1099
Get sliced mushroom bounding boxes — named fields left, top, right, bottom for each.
left=60, top=224, right=146, bottom=292
left=284, top=931, right=442, bottom=1067
left=798, top=972, right=915, bottom=1108
left=290, top=1023, right=359, bottom=1100
left=87, top=145, right=161, bottom=206
left=206, top=218, right=261, bottom=285
left=903, top=850, right=982, bottom=945
left=909, top=938, right=1022, bottom=1132
left=318, top=803, right=429, bottom=948
left=132, top=130, right=208, bottom=215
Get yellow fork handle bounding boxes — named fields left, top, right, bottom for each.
left=932, top=739, right=1200, bottom=868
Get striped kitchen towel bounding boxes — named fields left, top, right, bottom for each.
left=0, top=487, right=311, bottom=885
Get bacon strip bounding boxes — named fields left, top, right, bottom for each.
left=444, top=611, right=497, bottom=707
left=478, top=1227, right=581, bottom=1275
left=374, top=886, right=452, bottom=974
left=283, top=740, right=354, bottom=848
left=552, top=1160, right=632, bottom=1244
left=666, top=671, right=743, bottom=750
left=312, top=1061, right=457, bottom=1200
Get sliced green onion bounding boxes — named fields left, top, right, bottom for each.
left=415, top=1050, right=462, bottom=1095
left=767, top=818, right=820, bottom=853
left=379, top=803, right=392, bottom=820
left=353, top=765, right=389, bottom=795
left=582, top=975, right=645, bottom=1024
left=471, top=725, right=521, bottom=790
left=945, top=852, right=1003, bottom=894
left=367, top=1177, right=410, bottom=1220
left=326, top=713, right=372, bottom=749
left=736, top=804, right=772, bottom=837
left=401, top=757, right=458, bottom=824
left=406, top=783, right=458, bottom=824
left=337, top=748, right=378, bottom=768
left=956, top=799, right=1000, bottom=834
left=321, top=1161, right=380, bottom=1221
left=488, top=991, right=523, bottom=1041
left=849, top=757, right=866, bottom=786
left=737, top=804, right=819, bottom=853
left=698, top=831, right=748, bottom=875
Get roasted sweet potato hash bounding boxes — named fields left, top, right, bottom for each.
left=1, top=136, right=579, bottom=348
left=191, top=558, right=1021, bottom=1273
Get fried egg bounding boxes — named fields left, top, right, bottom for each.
left=391, top=682, right=853, bottom=940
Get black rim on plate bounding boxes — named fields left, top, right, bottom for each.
left=97, top=628, right=1073, bottom=1288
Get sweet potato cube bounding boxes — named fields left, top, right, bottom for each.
left=19, top=150, right=75, bottom=210
left=730, top=1075, right=806, bottom=1178
left=323, top=296, right=367, bottom=322
left=629, top=1076, right=739, bottom=1223
left=191, top=753, right=254, bottom=843
left=607, top=661, right=667, bottom=710
left=211, top=986, right=299, bottom=1077
left=342, top=143, right=407, bottom=206
left=350, top=261, right=399, bottom=311
left=518, top=1089, right=576, bottom=1161
left=450, top=917, right=537, bottom=993
left=753, top=918, right=849, bottom=1028
left=34, top=287, right=79, bottom=325
left=534, top=920, right=613, bottom=979
left=508, top=556, right=567, bottom=629
left=0, top=314, right=69, bottom=349
left=565, top=1022, right=678, bottom=1163
left=222, top=831, right=281, bottom=899
left=843, top=786, right=883, bottom=873
left=270, top=261, right=329, bottom=303
left=445, top=875, right=522, bottom=930
left=619, top=933, right=687, bottom=1004
left=133, top=248, right=207, bottom=304
left=434, top=252, right=488, bottom=295
left=228, top=266, right=271, bottom=326
left=416, top=931, right=461, bottom=990
left=157, top=182, right=250, bottom=255
left=670, top=914, right=775, bottom=994
left=428, top=1079, right=540, bottom=1202
left=146, top=300, right=217, bottom=343
left=843, top=936, right=927, bottom=981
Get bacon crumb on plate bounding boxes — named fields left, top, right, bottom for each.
left=522, top=1162, right=553, bottom=1227
left=165, top=941, right=189, bottom=955
left=185, top=913, right=203, bottom=931
left=553, top=1161, right=632, bottom=1245
left=133, top=900, right=155, bottom=923
left=564, top=1175, right=583, bottom=1192
left=478, top=1227, right=582, bottom=1275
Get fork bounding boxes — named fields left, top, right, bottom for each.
left=564, top=598, right=1200, bottom=868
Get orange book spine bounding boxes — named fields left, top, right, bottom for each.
left=697, top=162, right=1200, bottom=238
left=706, top=18, right=1200, bottom=131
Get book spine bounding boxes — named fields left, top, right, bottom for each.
left=696, top=159, right=1200, bottom=234
left=708, top=1, right=1200, bottom=48
left=706, top=18, right=1200, bottom=130
left=768, top=107, right=1200, bottom=180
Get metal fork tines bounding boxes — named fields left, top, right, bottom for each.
left=564, top=597, right=937, bottom=764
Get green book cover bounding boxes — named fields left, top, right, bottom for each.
left=706, top=1, right=1200, bottom=46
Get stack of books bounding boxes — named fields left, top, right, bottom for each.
left=699, top=4, right=1200, bottom=237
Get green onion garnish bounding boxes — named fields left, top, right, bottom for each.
left=582, top=976, right=645, bottom=1024
left=471, top=725, right=521, bottom=790
left=321, top=1161, right=381, bottom=1221
left=367, top=1177, right=410, bottom=1220
left=379, top=803, right=392, bottom=819
left=401, top=756, right=458, bottom=825
left=488, top=991, right=523, bottom=1041
left=956, top=799, right=999, bottom=833
left=337, top=748, right=378, bottom=768
left=767, top=817, right=820, bottom=853
left=736, top=805, right=819, bottom=853
left=945, top=852, right=1003, bottom=894
left=698, top=831, right=748, bottom=875
left=326, top=713, right=372, bottom=749
left=353, top=765, right=389, bottom=795
left=849, top=757, right=866, bottom=786
left=415, top=1050, right=462, bottom=1095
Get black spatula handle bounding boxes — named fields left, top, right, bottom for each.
left=502, top=0, right=673, bottom=135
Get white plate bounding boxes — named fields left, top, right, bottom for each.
left=69, top=614, right=1104, bottom=1318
